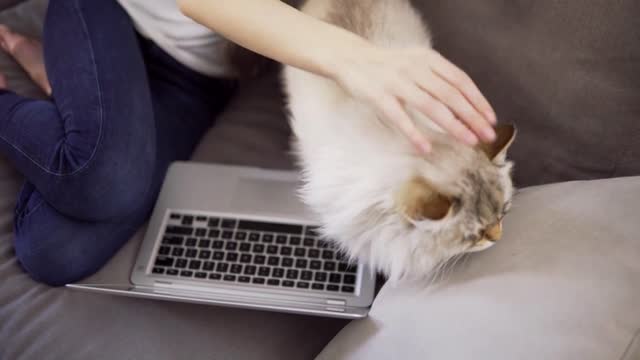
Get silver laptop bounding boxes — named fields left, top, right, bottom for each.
left=67, top=162, right=376, bottom=319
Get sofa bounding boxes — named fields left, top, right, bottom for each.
left=1, top=1, right=639, bottom=359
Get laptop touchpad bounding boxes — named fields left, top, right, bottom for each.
left=231, top=177, right=309, bottom=217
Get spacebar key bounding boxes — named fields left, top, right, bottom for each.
left=165, top=226, right=193, bottom=236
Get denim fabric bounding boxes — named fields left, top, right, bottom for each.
left=0, top=0, right=235, bottom=285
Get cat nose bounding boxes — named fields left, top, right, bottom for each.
left=485, top=222, right=502, bottom=241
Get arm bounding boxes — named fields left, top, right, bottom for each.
left=178, top=0, right=497, bottom=152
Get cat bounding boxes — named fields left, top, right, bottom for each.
left=283, top=0, right=516, bottom=281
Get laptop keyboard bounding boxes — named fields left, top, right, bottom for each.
left=151, top=212, right=358, bottom=294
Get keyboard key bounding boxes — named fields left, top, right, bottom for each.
left=226, top=253, right=239, bottom=262
left=266, top=245, right=278, bottom=255
left=223, top=275, right=236, bottom=282
left=167, top=269, right=179, bottom=276
left=268, top=256, right=280, bottom=266
left=283, top=280, right=295, bottom=287
left=209, top=273, right=222, bottom=280
left=280, top=247, right=292, bottom=256
left=196, top=216, right=207, bottom=222
left=195, top=272, right=207, bottom=279
left=222, top=231, right=233, bottom=239
left=295, top=259, right=308, bottom=269
left=286, top=269, right=299, bottom=279
left=254, top=255, right=266, bottom=265
left=267, top=279, right=280, bottom=286
left=181, top=216, right=193, bottom=226
left=152, top=267, right=165, bottom=274
left=172, top=248, right=184, bottom=257
left=155, top=256, right=174, bottom=267
left=189, top=260, right=202, bottom=270
left=253, top=244, right=265, bottom=253
left=282, top=258, right=294, bottom=267
left=346, top=265, right=358, bottom=274
left=208, top=229, right=221, bottom=238
left=329, top=273, right=341, bottom=283
left=230, top=264, right=243, bottom=274
left=208, top=218, right=220, bottom=227
left=324, top=262, right=336, bottom=271
left=239, top=243, right=251, bottom=252
left=170, top=213, right=181, bottom=220
left=240, top=254, right=252, bottom=263
left=186, top=249, right=198, bottom=258
left=238, top=276, right=251, bottom=283
left=180, top=270, right=193, bottom=277
left=166, top=226, right=193, bottom=236
left=244, top=265, right=257, bottom=275
left=305, top=226, right=319, bottom=236
left=198, top=239, right=211, bottom=248
left=238, top=220, right=303, bottom=235
left=248, top=233, right=260, bottom=242
left=310, top=260, right=322, bottom=270
left=289, top=237, right=301, bottom=246
left=276, top=235, right=288, bottom=244
left=308, top=249, right=320, bottom=259
left=199, top=250, right=211, bottom=260
left=303, top=237, right=315, bottom=247
left=203, top=262, right=215, bottom=271
left=296, top=282, right=310, bottom=289
left=342, top=286, right=355, bottom=293
left=294, top=248, right=306, bottom=257
left=272, top=268, right=285, bottom=278
left=301, top=271, right=313, bottom=281
left=258, top=267, right=270, bottom=277
left=186, top=238, right=198, bottom=247
left=261, top=234, right=274, bottom=243
left=212, top=240, right=224, bottom=249
left=221, top=219, right=237, bottom=229
left=322, top=250, right=334, bottom=260
left=216, top=263, right=229, bottom=273
left=312, top=283, right=325, bottom=291
left=166, top=236, right=184, bottom=246
left=344, top=275, right=356, bottom=284
left=175, top=259, right=188, bottom=268
left=315, top=272, right=327, bottom=282
left=158, top=246, right=171, bottom=255
left=252, top=277, right=265, bottom=285
left=226, top=242, right=237, bottom=251
left=235, top=232, right=247, bottom=241
left=327, top=284, right=340, bottom=292
left=195, top=228, right=207, bottom=237
left=212, top=251, right=224, bottom=260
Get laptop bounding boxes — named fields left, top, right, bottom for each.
left=67, top=162, right=376, bottom=319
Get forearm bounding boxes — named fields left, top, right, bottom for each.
left=177, top=0, right=371, bottom=79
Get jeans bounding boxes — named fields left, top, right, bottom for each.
left=0, top=0, right=235, bottom=286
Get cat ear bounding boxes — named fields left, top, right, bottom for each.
left=396, top=178, right=453, bottom=222
left=478, top=124, right=517, bottom=163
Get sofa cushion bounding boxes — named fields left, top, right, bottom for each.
left=317, top=176, right=640, bottom=360
left=412, top=0, right=640, bottom=186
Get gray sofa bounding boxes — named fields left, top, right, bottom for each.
left=1, top=1, right=639, bottom=359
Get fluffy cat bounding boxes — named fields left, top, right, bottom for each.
left=283, top=0, right=516, bottom=281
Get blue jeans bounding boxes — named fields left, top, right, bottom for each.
left=0, top=0, right=235, bottom=286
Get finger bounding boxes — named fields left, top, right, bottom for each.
left=429, top=51, right=497, bottom=124
left=378, top=95, right=431, bottom=153
left=395, top=82, right=478, bottom=145
left=416, top=70, right=495, bottom=142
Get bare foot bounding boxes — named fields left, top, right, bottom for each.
left=0, top=25, right=51, bottom=96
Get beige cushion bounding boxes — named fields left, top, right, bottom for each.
left=318, top=176, right=640, bottom=360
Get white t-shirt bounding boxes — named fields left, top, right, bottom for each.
left=117, top=0, right=235, bottom=77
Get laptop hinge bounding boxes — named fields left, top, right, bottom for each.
left=326, top=299, right=346, bottom=306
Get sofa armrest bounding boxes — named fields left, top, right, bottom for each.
left=319, top=177, right=640, bottom=360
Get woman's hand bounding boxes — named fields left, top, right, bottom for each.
left=330, top=45, right=497, bottom=153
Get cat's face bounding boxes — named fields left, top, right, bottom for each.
left=396, top=125, right=516, bottom=267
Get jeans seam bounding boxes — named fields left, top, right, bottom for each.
left=0, top=0, right=104, bottom=179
